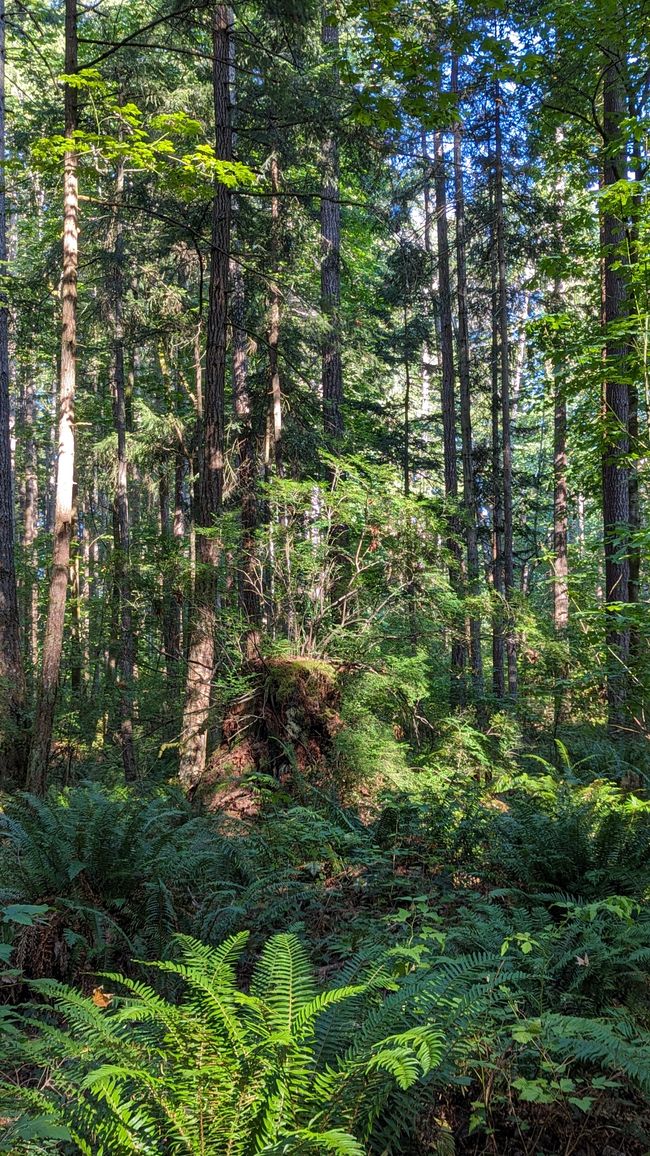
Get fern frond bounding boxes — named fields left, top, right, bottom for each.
left=251, top=933, right=318, bottom=1032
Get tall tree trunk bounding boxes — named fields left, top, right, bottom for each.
left=403, top=307, right=411, bottom=498
left=320, top=9, right=343, bottom=439
left=157, top=345, right=184, bottom=684
left=46, top=359, right=56, bottom=534
left=163, top=453, right=185, bottom=679
left=421, top=128, right=435, bottom=445
left=552, top=277, right=569, bottom=730
left=230, top=22, right=259, bottom=657
left=159, top=469, right=173, bottom=674
left=268, top=152, right=283, bottom=472
left=179, top=3, right=232, bottom=789
left=28, top=0, right=77, bottom=791
left=451, top=56, right=483, bottom=702
left=0, top=0, right=24, bottom=769
left=627, top=375, right=641, bottom=731
left=433, top=129, right=465, bottom=705
left=22, top=364, right=38, bottom=679
left=232, top=257, right=260, bottom=655
left=552, top=351, right=569, bottom=635
left=173, top=452, right=186, bottom=657
left=403, top=319, right=419, bottom=645
left=627, top=132, right=642, bottom=725
left=600, top=49, right=630, bottom=733
left=110, top=161, right=136, bottom=781
left=320, top=18, right=349, bottom=627
left=231, top=261, right=248, bottom=423
left=512, top=289, right=530, bottom=421
left=69, top=483, right=81, bottom=694
left=489, top=172, right=505, bottom=701
left=494, top=81, right=517, bottom=697
left=551, top=142, right=569, bottom=728
left=88, top=455, right=102, bottom=700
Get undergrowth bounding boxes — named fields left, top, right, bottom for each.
left=1, top=722, right=650, bottom=1154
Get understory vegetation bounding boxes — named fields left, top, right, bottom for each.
left=2, top=694, right=650, bottom=1154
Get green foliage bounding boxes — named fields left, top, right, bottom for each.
left=3, top=6, right=650, bottom=1152
left=0, top=784, right=248, bottom=972
left=3, top=933, right=443, bottom=1155
left=32, top=73, right=258, bottom=193
left=3, top=739, right=650, bottom=1153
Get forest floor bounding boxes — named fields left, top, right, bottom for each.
left=1, top=681, right=650, bottom=1154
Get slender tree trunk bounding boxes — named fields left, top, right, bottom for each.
left=160, top=465, right=182, bottom=680
left=552, top=275, right=569, bottom=729
left=403, top=320, right=411, bottom=499
left=0, top=0, right=24, bottom=768
left=231, top=261, right=248, bottom=422
left=89, top=459, right=102, bottom=700
left=627, top=377, right=642, bottom=734
left=180, top=3, right=232, bottom=789
left=157, top=342, right=183, bottom=684
left=550, top=142, right=570, bottom=728
left=452, top=56, right=483, bottom=702
left=512, top=289, right=530, bottom=421
left=22, top=365, right=38, bottom=679
left=230, top=25, right=260, bottom=657
left=320, top=18, right=349, bottom=626
left=157, top=473, right=171, bottom=664
left=321, top=9, right=343, bottom=439
left=421, top=129, right=435, bottom=446
left=403, top=329, right=419, bottom=645
left=627, top=133, right=642, bottom=724
left=552, top=360, right=569, bottom=635
left=268, top=153, right=283, bottom=472
left=110, top=160, right=136, bottom=781
left=628, top=387, right=639, bottom=609
left=433, top=129, right=465, bottom=705
left=600, top=50, right=630, bottom=733
left=494, top=82, right=517, bottom=697
left=173, top=452, right=185, bottom=656
left=263, top=412, right=275, bottom=635
left=490, top=173, right=505, bottom=700
left=232, top=256, right=260, bottom=654
left=28, top=0, right=77, bottom=791
left=576, top=493, right=586, bottom=550
left=157, top=346, right=184, bottom=683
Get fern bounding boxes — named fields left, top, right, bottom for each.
left=3, top=933, right=448, bottom=1155
left=0, top=784, right=257, bottom=974
left=539, top=1012, right=650, bottom=1094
